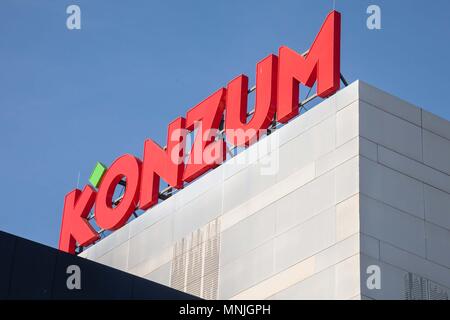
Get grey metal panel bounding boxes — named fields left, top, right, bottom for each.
left=425, top=222, right=450, bottom=269
left=270, top=265, right=336, bottom=300
left=277, top=116, right=335, bottom=182
left=169, top=218, right=221, bottom=299
left=379, top=241, right=450, bottom=289
left=170, top=239, right=187, bottom=292
left=423, top=129, right=450, bottom=176
left=203, top=222, right=220, bottom=300
left=223, top=165, right=252, bottom=213
left=144, top=262, right=171, bottom=287
left=219, top=240, right=274, bottom=299
left=96, top=240, right=130, bottom=271
left=173, top=185, right=222, bottom=241
left=220, top=203, right=276, bottom=267
left=360, top=157, right=425, bottom=219
left=359, top=101, right=422, bottom=161
left=360, top=194, right=426, bottom=258
left=175, top=165, right=224, bottom=210
left=93, top=224, right=130, bottom=261
left=274, top=207, right=336, bottom=273
left=358, top=80, right=422, bottom=126
left=129, top=198, right=176, bottom=238
left=275, top=170, right=335, bottom=234
left=422, top=109, right=450, bottom=141
left=424, top=185, right=450, bottom=231
left=128, top=215, right=174, bottom=269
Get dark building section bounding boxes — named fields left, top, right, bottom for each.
left=0, top=231, right=198, bottom=300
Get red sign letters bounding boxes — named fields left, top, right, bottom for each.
left=59, top=11, right=341, bottom=254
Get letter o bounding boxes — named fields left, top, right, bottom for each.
left=95, top=154, right=141, bottom=230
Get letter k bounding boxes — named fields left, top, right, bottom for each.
left=59, top=186, right=99, bottom=254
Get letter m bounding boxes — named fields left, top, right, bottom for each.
left=277, top=10, right=341, bottom=123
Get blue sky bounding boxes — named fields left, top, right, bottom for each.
left=1, top=0, right=449, bottom=248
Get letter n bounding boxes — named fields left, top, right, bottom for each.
left=140, top=117, right=186, bottom=210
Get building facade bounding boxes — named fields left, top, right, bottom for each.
left=79, top=81, right=450, bottom=300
